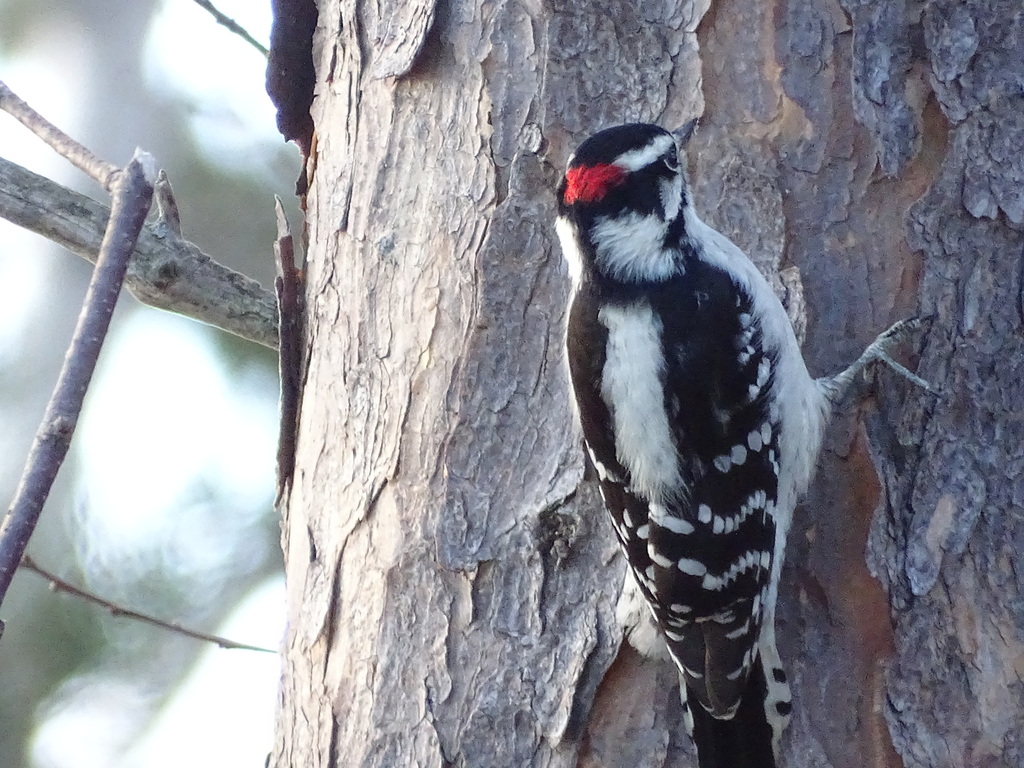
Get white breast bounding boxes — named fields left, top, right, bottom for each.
left=598, top=302, right=682, bottom=501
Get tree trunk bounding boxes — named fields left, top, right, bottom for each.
left=269, top=1, right=1024, bottom=766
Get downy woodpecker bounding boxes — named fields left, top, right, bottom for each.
left=556, top=121, right=926, bottom=768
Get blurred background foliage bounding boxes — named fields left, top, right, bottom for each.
left=0, top=0, right=297, bottom=765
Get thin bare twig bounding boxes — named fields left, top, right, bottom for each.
left=0, top=81, right=119, bottom=190
left=20, top=555, right=276, bottom=653
left=192, top=0, right=269, bottom=58
left=0, top=157, right=279, bottom=349
left=0, top=151, right=157, bottom=614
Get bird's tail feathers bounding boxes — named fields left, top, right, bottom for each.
left=684, top=651, right=791, bottom=768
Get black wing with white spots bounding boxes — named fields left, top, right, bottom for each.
left=649, top=263, right=779, bottom=716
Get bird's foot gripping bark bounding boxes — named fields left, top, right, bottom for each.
left=821, top=317, right=940, bottom=406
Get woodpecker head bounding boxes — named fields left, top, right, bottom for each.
left=556, top=121, right=697, bottom=286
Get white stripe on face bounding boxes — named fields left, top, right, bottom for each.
left=614, top=134, right=676, bottom=172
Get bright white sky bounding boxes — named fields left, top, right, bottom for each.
left=143, top=0, right=283, bottom=163
left=0, top=21, right=87, bottom=369
left=0, top=1, right=287, bottom=766
left=31, top=579, right=285, bottom=768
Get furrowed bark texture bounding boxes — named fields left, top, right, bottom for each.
left=270, top=0, right=1023, bottom=766
left=866, top=2, right=1024, bottom=766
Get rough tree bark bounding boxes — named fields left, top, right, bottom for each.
left=270, top=1, right=1024, bottom=766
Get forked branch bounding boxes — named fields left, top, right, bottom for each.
left=0, top=151, right=157, bottom=618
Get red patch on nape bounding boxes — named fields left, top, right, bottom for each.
left=563, top=163, right=626, bottom=205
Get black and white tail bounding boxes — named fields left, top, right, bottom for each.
left=684, top=647, right=791, bottom=768
left=687, top=655, right=775, bottom=768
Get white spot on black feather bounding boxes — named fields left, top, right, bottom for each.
left=748, top=428, right=764, bottom=452
left=730, top=444, right=747, bottom=466
left=651, top=550, right=673, bottom=568
left=677, top=558, right=708, bottom=576
left=653, top=511, right=695, bottom=534
left=726, top=666, right=745, bottom=681
left=725, top=621, right=750, bottom=640
left=701, top=550, right=763, bottom=590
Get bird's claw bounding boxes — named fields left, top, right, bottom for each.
left=823, top=316, right=939, bottom=404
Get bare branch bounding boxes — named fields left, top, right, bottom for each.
left=274, top=197, right=303, bottom=505
left=0, top=80, right=120, bottom=190
left=0, top=151, right=157, bottom=612
left=0, top=156, right=279, bottom=349
left=20, top=555, right=277, bottom=653
left=192, top=0, right=269, bottom=58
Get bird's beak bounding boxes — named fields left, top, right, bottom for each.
left=673, top=118, right=699, bottom=146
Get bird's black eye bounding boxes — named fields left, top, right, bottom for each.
left=663, top=146, right=680, bottom=171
